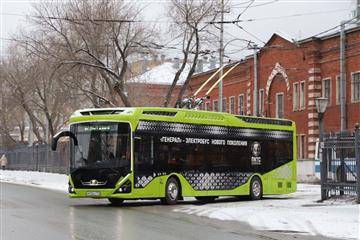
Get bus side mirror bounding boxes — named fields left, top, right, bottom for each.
left=51, top=131, right=78, bottom=151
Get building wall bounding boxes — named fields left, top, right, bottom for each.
left=190, top=27, right=360, bottom=161
left=128, top=83, right=181, bottom=107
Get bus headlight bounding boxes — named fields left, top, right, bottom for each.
left=116, top=180, right=131, bottom=193
left=68, top=183, right=76, bottom=194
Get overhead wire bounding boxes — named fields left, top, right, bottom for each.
left=231, top=0, right=279, bottom=9
left=236, top=0, right=254, bottom=20
left=312, top=14, right=359, bottom=37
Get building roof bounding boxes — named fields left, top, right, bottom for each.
left=129, top=61, right=219, bottom=85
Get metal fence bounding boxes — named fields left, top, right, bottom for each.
left=320, top=124, right=360, bottom=203
left=0, top=143, right=70, bottom=174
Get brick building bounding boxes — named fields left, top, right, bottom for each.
left=190, top=26, right=360, bottom=161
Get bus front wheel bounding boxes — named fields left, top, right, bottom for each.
left=108, top=198, right=124, bottom=206
left=162, top=177, right=180, bottom=205
left=250, top=176, right=262, bottom=200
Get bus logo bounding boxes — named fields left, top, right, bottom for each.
left=81, top=179, right=107, bottom=186
left=251, top=141, right=261, bottom=165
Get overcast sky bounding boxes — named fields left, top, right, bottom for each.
left=0, top=0, right=356, bottom=59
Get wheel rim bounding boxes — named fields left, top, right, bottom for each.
left=167, top=182, right=178, bottom=200
left=252, top=181, right=261, bottom=197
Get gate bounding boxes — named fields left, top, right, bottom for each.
left=320, top=124, right=360, bottom=203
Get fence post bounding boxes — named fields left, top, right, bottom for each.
left=320, top=135, right=327, bottom=200
left=355, top=123, right=360, bottom=204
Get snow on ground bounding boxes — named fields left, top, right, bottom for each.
left=0, top=170, right=68, bottom=192
left=1, top=170, right=359, bottom=239
left=175, top=184, right=360, bottom=240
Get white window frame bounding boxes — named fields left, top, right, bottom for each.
left=322, top=78, right=332, bottom=106
left=205, top=101, right=210, bottom=111
left=336, top=75, right=341, bottom=105
left=259, top=89, right=264, bottom=116
left=222, top=98, right=227, bottom=112
left=229, top=96, right=235, bottom=114
left=299, top=134, right=306, bottom=159
left=213, top=99, right=218, bottom=112
left=238, top=94, right=245, bottom=115
left=300, top=81, right=305, bottom=110
left=246, top=92, right=250, bottom=114
left=351, top=71, right=360, bottom=103
left=293, top=82, right=299, bottom=111
left=276, top=92, right=284, bottom=119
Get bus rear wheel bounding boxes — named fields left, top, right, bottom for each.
left=108, top=198, right=124, bottom=206
left=250, top=176, right=262, bottom=200
left=162, top=177, right=180, bottom=205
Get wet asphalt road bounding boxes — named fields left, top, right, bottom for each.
left=1, top=183, right=337, bottom=240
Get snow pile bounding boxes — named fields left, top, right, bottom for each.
left=0, top=170, right=68, bottom=192
left=175, top=184, right=360, bottom=240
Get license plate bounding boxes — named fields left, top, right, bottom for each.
left=86, top=191, right=100, bottom=197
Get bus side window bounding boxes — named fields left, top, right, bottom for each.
left=134, top=137, right=141, bottom=166
left=134, top=136, right=153, bottom=171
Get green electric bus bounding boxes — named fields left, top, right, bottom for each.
left=52, top=107, right=296, bottom=205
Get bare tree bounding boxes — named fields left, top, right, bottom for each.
left=1, top=42, right=75, bottom=144
left=25, top=0, right=157, bottom=107
left=164, top=0, right=218, bottom=107
left=1, top=47, right=44, bottom=142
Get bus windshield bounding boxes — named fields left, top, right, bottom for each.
left=70, top=122, right=131, bottom=170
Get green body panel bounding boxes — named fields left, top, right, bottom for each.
left=67, top=107, right=297, bottom=199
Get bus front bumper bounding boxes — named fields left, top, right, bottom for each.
left=69, top=188, right=134, bottom=199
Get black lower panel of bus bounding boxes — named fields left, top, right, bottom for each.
left=71, top=168, right=127, bottom=189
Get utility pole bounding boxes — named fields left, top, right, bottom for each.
left=340, top=21, right=346, bottom=131
left=252, top=44, right=259, bottom=116
left=218, top=0, right=224, bottom=112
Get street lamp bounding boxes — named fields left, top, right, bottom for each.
left=315, top=97, right=328, bottom=141
left=315, top=97, right=328, bottom=200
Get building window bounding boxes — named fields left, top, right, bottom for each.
left=299, top=135, right=306, bottom=159
left=246, top=92, right=250, bottom=114
left=259, top=89, right=264, bottom=116
left=293, top=82, right=299, bottom=111
left=238, top=94, right=244, bottom=115
left=300, top=81, right=305, bottom=110
left=205, top=102, right=210, bottom=111
left=352, top=72, right=360, bottom=102
left=336, top=76, right=341, bottom=105
left=213, top=99, right=218, bottom=112
left=229, top=96, right=235, bottom=114
left=322, top=78, right=331, bottom=105
left=222, top=98, right=227, bottom=112
left=276, top=93, right=284, bottom=119
left=198, top=104, right=203, bottom=110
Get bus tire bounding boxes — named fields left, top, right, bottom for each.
left=163, top=177, right=180, bottom=205
left=108, top=198, right=124, bottom=206
left=250, top=176, right=262, bottom=200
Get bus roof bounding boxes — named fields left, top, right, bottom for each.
left=70, top=107, right=295, bottom=131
